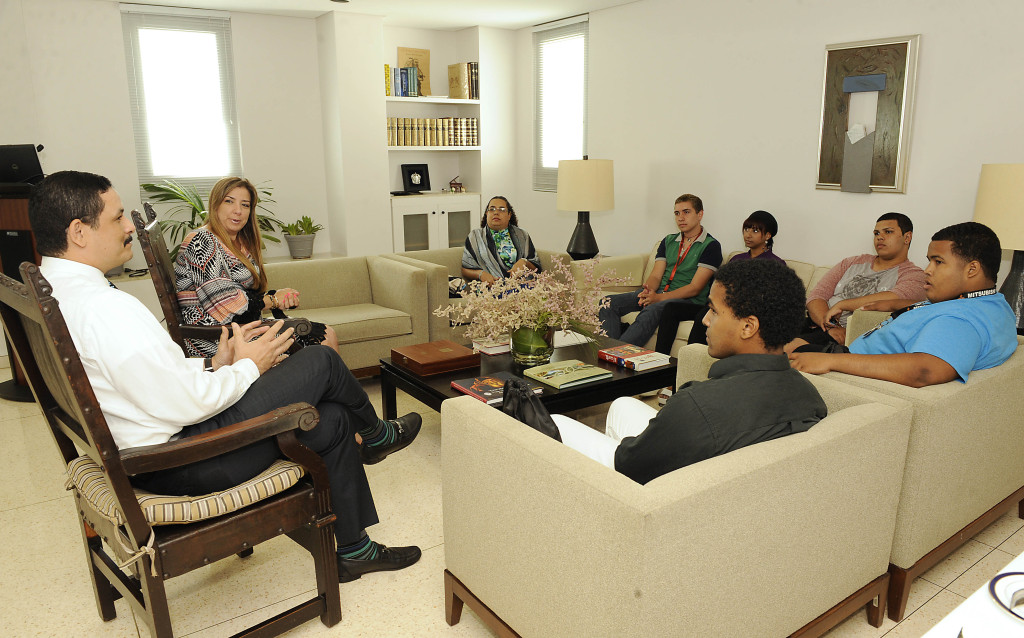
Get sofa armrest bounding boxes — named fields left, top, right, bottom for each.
left=366, top=256, right=429, bottom=341
left=571, top=253, right=648, bottom=289
left=675, top=342, right=716, bottom=387
left=846, top=309, right=890, bottom=345
left=381, top=254, right=451, bottom=341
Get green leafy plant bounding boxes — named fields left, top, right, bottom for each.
left=283, top=215, right=324, bottom=236
left=140, top=179, right=286, bottom=258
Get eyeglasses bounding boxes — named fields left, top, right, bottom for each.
left=486, top=206, right=509, bottom=213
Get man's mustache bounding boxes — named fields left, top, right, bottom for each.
left=124, top=235, right=133, bottom=246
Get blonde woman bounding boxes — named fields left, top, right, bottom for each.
left=174, top=177, right=338, bottom=357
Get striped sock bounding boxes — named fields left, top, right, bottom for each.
left=337, top=534, right=379, bottom=560
left=359, top=419, right=397, bottom=448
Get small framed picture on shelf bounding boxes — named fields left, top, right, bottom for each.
left=401, top=164, right=430, bottom=192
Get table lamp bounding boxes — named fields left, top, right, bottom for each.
left=972, top=163, right=1024, bottom=333
left=556, top=157, right=614, bottom=260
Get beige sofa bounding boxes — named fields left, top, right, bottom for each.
left=583, top=245, right=877, bottom=356
left=263, top=255, right=428, bottom=371
left=382, top=246, right=569, bottom=343
left=441, top=363, right=913, bottom=637
left=811, top=336, right=1024, bottom=621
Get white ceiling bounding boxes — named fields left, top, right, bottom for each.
left=120, top=0, right=640, bottom=30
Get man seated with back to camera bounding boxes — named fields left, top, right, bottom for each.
left=536, top=259, right=826, bottom=485
left=28, top=170, right=423, bottom=583
left=789, top=222, right=1018, bottom=387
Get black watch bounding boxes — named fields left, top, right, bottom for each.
left=203, top=357, right=214, bottom=372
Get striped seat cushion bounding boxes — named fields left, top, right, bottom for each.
left=66, top=456, right=306, bottom=526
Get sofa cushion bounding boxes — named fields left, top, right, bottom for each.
left=298, top=304, right=412, bottom=343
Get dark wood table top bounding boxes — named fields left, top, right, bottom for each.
left=379, top=338, right=676, bottom=416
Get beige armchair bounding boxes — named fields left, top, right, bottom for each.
left=441, top=352, right=912, bottom=637
left=264, top=255, right=428, bottom=371
left=813, top=336, right=1024, bottom=621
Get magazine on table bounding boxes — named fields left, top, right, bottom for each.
left=451, top=371, right=542, bottom=405
left=523, top=359, right=612, bottom=389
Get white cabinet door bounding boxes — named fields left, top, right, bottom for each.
left=391, top=193, right=480, bottom=251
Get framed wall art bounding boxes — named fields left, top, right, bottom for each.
left=816, top=35, right=920, bottom=193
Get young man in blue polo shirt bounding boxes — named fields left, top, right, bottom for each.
left=789, top=222, right=1018, bottom=387
left=599, top=194, right=723, bottom=347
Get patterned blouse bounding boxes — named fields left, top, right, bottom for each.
left=489, top=227, right=517, bottom=270
left=174, top=229, right=263, bottom=357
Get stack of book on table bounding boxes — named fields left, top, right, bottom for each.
left=523, top=359, right=612, bottom=389
left=597, top=344, right=672, bottom=371
left=450, top=371, right=542, bottom=405
left=471, top=337, right=510, bottom=355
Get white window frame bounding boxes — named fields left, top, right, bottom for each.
left=121, top=4, right=242, bottom=193
left=533, top=16, right=589, bottom=192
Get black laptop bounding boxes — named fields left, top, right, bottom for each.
left=0, top=144, right=45, bottom=185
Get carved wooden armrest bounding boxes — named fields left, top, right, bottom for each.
left=120, top=402, right=318, bottom=475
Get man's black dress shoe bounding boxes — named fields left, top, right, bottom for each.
left=360, top=412, right=422, bottom=464
left=338, top=544, right=422, bottom=583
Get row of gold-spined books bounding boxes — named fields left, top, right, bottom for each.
left=387, top=117, right=479, bottom=147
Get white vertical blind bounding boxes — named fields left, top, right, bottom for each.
left=533, top=17, right=589, bottom=192
left=121, top=6, right=242, bottom=193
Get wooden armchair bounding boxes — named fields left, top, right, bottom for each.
left=0, top=263, right=341, bottom=637
left=131, top=204, right=312, bottom=353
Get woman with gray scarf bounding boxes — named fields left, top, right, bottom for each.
left=461, top=196, right=541, bottom=285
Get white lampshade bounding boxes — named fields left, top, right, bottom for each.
left=973, top=164, right=1024, bottom=251
left=556, top=159, right=614, bottom=212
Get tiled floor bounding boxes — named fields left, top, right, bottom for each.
left=0, top=364, right=1020, bottom=637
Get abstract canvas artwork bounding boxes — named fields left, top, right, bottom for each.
left=816, top=35, right=920, bottom=193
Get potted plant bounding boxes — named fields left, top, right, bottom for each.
left=435, top=259, right=625, bottom=365
left=140, top=180, right=285, bottom=259
left=283, top=215, right=324, bottom=260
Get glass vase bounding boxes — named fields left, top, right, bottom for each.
left=510, top=326, right=555, bottom=366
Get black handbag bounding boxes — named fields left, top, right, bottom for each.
left=501, top=378, right=561, bottom=442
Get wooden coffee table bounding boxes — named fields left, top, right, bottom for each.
left=379, top=338, right=676, bottom=419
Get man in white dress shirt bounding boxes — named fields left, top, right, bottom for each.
left=29, top=170, right=421, bottom=583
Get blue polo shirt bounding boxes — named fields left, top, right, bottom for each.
left=850, top=293, right=1018, bottom=382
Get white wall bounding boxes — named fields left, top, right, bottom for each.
left=514, top=0, right=1024, bottom=272
left=231, top=12, right=330, bottom=258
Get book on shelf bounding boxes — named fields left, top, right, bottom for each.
left=597, top=344, right=671, bottom=371
left=469, top=61, right=478, bottom=99
left=385, top=116, right=479, bottom=147
left=397, top=47, right=431, bottom=96
left=472, top=337, right=511, bottom=355
left=451, top=371, right=541, bottom=405
left=407, top=67, right=419, bottom=97
left=523, top=359, right=612, bottom=389
left=448, top=63, right=471, bottom=99
left=384, top=64, right=391, bottom=96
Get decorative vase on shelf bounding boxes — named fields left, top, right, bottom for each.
left=510, top=326, right=555, bottom=366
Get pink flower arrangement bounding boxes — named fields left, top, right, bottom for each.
left=434, top=257, right=625, bottom=342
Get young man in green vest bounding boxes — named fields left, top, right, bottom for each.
left=599, top=194, right=723, bottom=346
